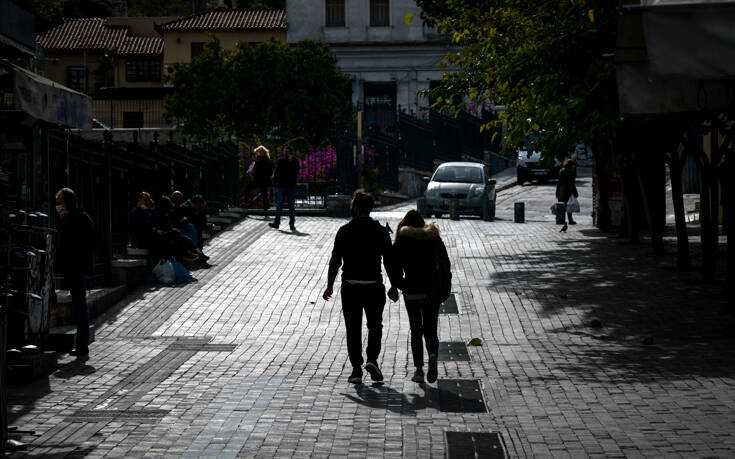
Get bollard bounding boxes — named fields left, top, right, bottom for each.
left=514, top=202, right=525, bottom=223
left=555, top=202, right=567, bottom=224
left=450, top=200, right=460, bottom=220
left=417, top=197, right=428, bottom=216
left=482, top=200, right=494, bottom=222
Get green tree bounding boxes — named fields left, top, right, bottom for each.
left=165, top=38, right=352, bottom=147
left=416, top=0, right=619, bottom=159
left=128, top=0, right=186, bottom=16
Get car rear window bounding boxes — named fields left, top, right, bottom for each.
left=433, top=166, right=484, bottom=184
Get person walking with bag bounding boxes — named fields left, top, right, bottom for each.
left=388, top=210, right=451, bottom=384
left=55, top=188, right=95, bottom=358
left=322, top=190, right=402, bottom=384
left=269, top=146, right=300, bottom=231
left=245, top=145, right=274, bottom=212
left=556, top=158, right=579, bottom=231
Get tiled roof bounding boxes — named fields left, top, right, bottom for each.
left=118, top=36, right=164, bottom=55
left=37, top=18, right=127, bottom=52
left=156, top=8, right=286, bottom=32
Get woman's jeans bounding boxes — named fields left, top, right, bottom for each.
left=404, top=296, right=440, bottom=367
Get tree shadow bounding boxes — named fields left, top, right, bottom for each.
left=485, top=227, right=733, bottom=383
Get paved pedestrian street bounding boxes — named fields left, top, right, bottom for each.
left=8, top=178, right=735, bottom=458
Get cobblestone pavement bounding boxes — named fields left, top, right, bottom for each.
left=7, top=173, right=735, bottom=458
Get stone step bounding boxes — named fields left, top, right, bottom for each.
left=110, top=258, right=150, bottom=288
left=126, top=246, right=150, bottom=258
left=218, top=212, right=242, bottom=219
left=208, top=217, right=234, bottom=225
left=53, top=285, right=128, bottom=327
left=6, top=351, right=58, bottom=384
left=226, top=207, right=248, bottom=214
left=45, top=325, right=95, bottom=352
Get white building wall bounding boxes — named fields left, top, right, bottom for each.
left=287, top=0, right=452, bottom=114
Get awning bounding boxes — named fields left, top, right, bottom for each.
left=2, top=60, right=92, bottom=129
left=615, top=1, right=735, bottom=116
left=641, top=0, right=735, bottom=79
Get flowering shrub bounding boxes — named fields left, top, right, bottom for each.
left=298, top=147, right=337, bottom=182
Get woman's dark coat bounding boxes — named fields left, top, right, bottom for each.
left=392, top=224, right=450, bottom=297
left=556, top=165, right=579, bottom=203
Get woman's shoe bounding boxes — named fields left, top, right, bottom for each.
left=411, top=368, right=425, bottom=383
left=568, top=220, right=577, bottom=225
left=427, top=354, right=438, bottom=383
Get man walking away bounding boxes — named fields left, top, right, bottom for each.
left=55, top=188, right=94, bottom=358
left=322, top=190, right=402, bottom=384
left=269, top=146, right=300, bottom=231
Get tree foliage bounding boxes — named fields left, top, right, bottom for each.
left=165, top=38, right=352, bottom=147
left=416, top=0, right=620, bottom=158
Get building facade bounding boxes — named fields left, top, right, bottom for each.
left=286, top=0, right=451, bottom=136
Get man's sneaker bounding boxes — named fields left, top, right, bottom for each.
left=268, top=222, right=279, bottom=229
left=411, top=368, right=425, bottom=383
left=348, top=368, right=363, bottom=384
left=427, top=354, right=438, bottom=383
left=289, top=224, right=296, bottom=231
left=364, top=361, right=384, bottom=382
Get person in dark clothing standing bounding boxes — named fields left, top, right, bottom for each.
left=556, top=158, right=579, bottom=229
left=55, top=188, right=94, bottom=358
left=269, top=146, right=300, bottom=231
left=323, top=190, right=402, bottom=384
left=244, top=145, right=274, bottom=212
left=389, top=210, right=450, bottom=384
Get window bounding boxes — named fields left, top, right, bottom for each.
left=123, top=112, right=144, bottom=128
left=67, top=67, right=87, bottom=93
left=370, top=0, right=389, bottom=26
left=325, top=0, right=345, bottom=27
left=125, top=60, right=162, bottom=82
left=190, top=42, right=204, bottom=60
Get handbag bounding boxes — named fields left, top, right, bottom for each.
left=567, top=195, right=580, bottom=213
left=152, top=258, right=175, bottom=284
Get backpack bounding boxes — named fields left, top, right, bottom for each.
left=432, top=240, right=452, bottom=303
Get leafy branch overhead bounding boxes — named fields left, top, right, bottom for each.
left=164, top=38, right=352, bottom=147
left=416, top=0, right=620, bottom=158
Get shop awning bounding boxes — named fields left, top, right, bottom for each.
left=616, top=1, right=735, bottom=115
left=2, top=60, right=92, bottom=129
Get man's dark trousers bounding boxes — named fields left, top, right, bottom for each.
left=341, top=282, right=386, bottom=368
left=67, top=271, right=90, bottom=352
left=274, top=186, right=296, bottom=227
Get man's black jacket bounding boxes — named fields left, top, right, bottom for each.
left=273, top=157, right=300, bottom=188
left=57, top=208, right=95, bottom=274
left=328, top=216, right=401, bottom=286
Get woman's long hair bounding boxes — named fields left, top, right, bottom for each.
left=396, top=209, right=425, bottom=240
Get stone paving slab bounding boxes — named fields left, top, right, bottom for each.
left=6, top=186, right=735, bottom=458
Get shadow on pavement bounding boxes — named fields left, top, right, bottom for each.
left=486, top=227, right=734, bottom=383
left=342, top=384, right=423, bottom=416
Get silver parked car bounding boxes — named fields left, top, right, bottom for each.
left=423, top=162, right=496, bottom=219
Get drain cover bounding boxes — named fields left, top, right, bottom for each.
left=437, top=379, right=486, bottom=413
left=438, top=342, right=470, bottom=361
left=446, top=432, right=506, bottom=459
left=440, top=294, right=459, bottom=314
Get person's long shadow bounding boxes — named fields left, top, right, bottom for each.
left=278, top=229, right=310, bottom=237
left=342, top=383, right=437, bottom=416
left=54, top=357, right=96, bottom=379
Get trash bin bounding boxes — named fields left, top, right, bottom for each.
left=514, top=202, right=525, bottom=223
left=555, top=202, right=567, bottom=224
left=450, top=200, right=460, bottom=220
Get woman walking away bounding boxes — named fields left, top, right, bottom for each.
left=388, top=210, right=450, bottom=384
left=556, top=158, right=579, bottom=229
left=245, top=145, right=275, bottom=212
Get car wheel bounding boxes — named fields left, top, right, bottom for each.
left=434, top=213, right=442, bottom=219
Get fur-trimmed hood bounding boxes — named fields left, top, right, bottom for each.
left=397, top=223, right=440, bottom=240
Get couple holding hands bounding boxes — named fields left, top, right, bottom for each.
left=323, top=190, right=451, bottom=385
